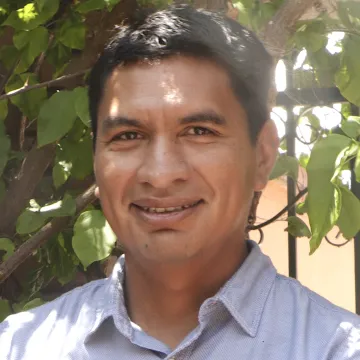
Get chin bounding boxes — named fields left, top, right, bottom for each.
left=134, top=230, right=202, bottom=263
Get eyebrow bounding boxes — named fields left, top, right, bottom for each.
left=101, top=116, right=142, bottom=134
left=180, top=111, right=226, bottom=126
left=101, top=111, right=226, bottom=134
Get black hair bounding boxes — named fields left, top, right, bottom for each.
left=88, top=5, right=273, bottom=147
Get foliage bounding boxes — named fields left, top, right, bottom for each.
left=0, top=0, right=360, bottom=321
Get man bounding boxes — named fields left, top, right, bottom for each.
left=1, top=5, right=360, bottom=360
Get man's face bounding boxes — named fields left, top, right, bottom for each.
left=94, top=56, right=275, bottom=263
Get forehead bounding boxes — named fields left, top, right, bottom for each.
left=98, top=56, right=241, bottom=118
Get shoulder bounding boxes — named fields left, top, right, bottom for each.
left=0, top=278, right=109, bottom=360
left=273, top=274, right=360, bottom=359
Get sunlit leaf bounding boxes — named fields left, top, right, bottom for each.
left=296, top=200, right=308, bottom=215
left=3, top=0, right=59, bottom=31
left=285, top=216, right=311, bottom=238
left=299, top=153, right=309, bottom=169
left=72, top=210, right=116, bottom=269
left=37, top=91, right=77, bottom=147
left=335, top=36, right=360, bottom=106
left=336, top=185, right=360, bottom=239
left=58, top=133, right=93, bottom=180
left=16, top=209, right=47, bottom=234
left=270, top=154, right=298, bottom=181
left=341, top=116, right=360, bottom=139
left=307, top=134, right=350, bottom=254
left=355, top=149, right=360, bottom=183
left=39, top=194, right=76, bottom=218
left=52, top=160, right=72, bottom=188
left=294, top=20, right=327, bottom=53
left=73, top=87, right=91, bottom=127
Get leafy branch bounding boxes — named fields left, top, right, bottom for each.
left=0, top=184, right=97, bottom=284
left=0, top=70, right=88, bottom=101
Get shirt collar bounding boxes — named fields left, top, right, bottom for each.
left=91, top=240, right=277, bottom=339
left=214, top=240, right=277, bottom=337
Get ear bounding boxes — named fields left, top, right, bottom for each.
left=254, top=120, right=279, bottom=191
left=94, top=185, right=100, bottom=198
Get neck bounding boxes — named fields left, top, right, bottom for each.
left=124, top=237, right=248, bottom=349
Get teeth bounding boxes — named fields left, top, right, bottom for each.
left=140, top=201, right=200, bottom=213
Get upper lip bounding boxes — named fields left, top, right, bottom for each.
left=132, top=198, right=202, bottom=208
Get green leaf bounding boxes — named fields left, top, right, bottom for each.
left=37, top=91, right=77, bottom=147
left=58, top=18, right=86, bottom=50
left=39, top=194, right=76, bottom=217
left=296, top=200, right=308, bottom=215
left=0, top=46, right=20, bottom=71
left=76, top=0, right=107, bottom=13
left=50, top=233, right=77, bottom=285
left=307, top=134, right=351, bottom=254
left=299, top=153, right=309, bottom=169
left=57, top=132, right=93, bottom=180
left=0, top=299, right=11, bottom=322
left=0, top=122, right=10, bottom=177
left=104, top=0, right=121, bottom=10
left=341, top=116, right=360, bottom=139
left=52, top=160, right=71, bottom=188
left=0, top=100, right=7, bottom=121
left=270, top=155, right=298, bottom=181
left=0, top=237, right=15, bottom=261
left=16, top=209, right=47, bottom=234
left=22, top=298, right=45, bottom=311
left=72, top=210, right=117, bottom=269
left=3, top=0, right=59, bottom=31
left=336, top=185, right=360, bottom=239
left=285, top=216, right=311, bottom=238
left=355, top=149, right=360, bottom=183
left=73, top=87, right=91, bottom=127
left=294, top=21, right=327, bottom=53
left=13, top=27, right=48, bottom=68
left=337, top=1, right=360, bottom=28
left=234, top=0, right=252, bottom=28
left=0, top=178, right=5, bottom=201
left=335, top=37, right=360, bottom=106
left=6, top=73, right=47, bottom=120
left=331, top=142, right=359, bottom=182
left=35, top=0, right=47, bottom=11
left=46, top=41, right=72, bottom=73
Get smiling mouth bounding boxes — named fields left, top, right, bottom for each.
left=133, top=200, right=203, bottom=214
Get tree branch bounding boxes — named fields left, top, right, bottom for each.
left=248, top=187, right=308, bottom=231
left=0, top=143, right=56, bottom=235
left=0, top=70, right=88, bottom=101
left=260, top=0, right=317, bottom=59
left=0, top=184, right=97, bottom=284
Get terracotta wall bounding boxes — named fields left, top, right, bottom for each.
left=249, top=178, right=356, bottom=312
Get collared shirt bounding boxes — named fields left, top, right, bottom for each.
left=1, top=240, right=360, bottom=360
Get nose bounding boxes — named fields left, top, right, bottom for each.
left=137, top=136, right=190, bottom=189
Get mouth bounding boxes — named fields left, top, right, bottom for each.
left=133, top=200, right=202, bottom=214
left=131, top=199, right=204, bottom=227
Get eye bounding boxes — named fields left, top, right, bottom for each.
left=112, top=131, right=143, bottom=141
left=186, top=127, right=214, bottom=136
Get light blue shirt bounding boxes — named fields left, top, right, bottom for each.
left=1, top=240, right=360, bottom=359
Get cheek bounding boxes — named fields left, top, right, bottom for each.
left=94, top=152, right=140, bottom=203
